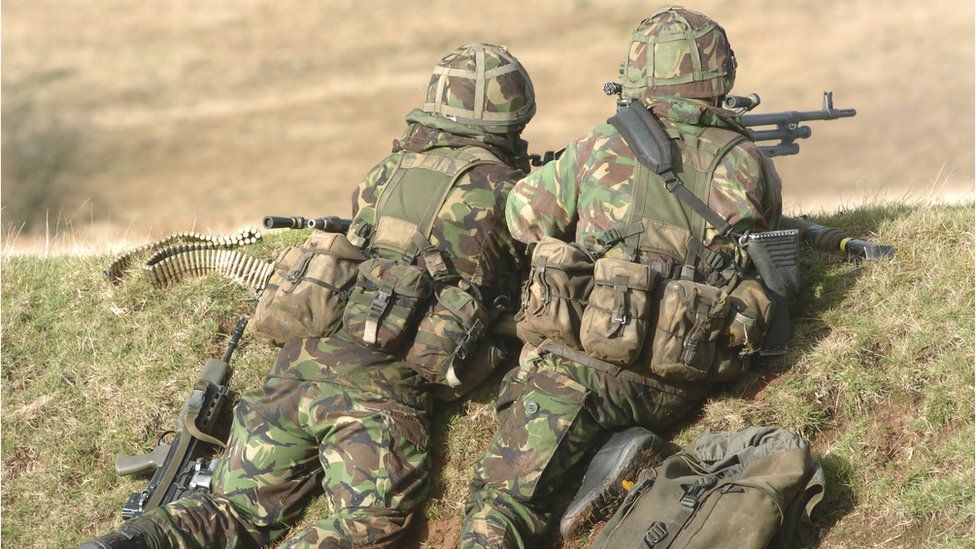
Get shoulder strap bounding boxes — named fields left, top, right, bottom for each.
left=608, top=102, right=735, bottom=238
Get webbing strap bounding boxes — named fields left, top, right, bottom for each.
left=184, top=396, right=226, bottom=448
left=661, top=172, right=732, bottom=237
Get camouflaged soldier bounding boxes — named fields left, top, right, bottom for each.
left=461, top=7, right=784, bottom=547
left=83, top=43, right=535, bottom=549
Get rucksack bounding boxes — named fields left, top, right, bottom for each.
left=591, top=426, right=825, bottom=549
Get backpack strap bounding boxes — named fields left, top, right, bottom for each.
left=608, top=102, right=736, bottom=238
left=608, top=102, right=744, bottom=280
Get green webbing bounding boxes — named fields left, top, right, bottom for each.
left=371, top=147, right=503, bottom=266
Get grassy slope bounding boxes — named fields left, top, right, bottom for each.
left=2, top=203, right=973, bottom=548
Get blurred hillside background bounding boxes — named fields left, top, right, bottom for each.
left=2, top=0, right=973, bottom=252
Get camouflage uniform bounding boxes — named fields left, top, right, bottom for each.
left=98, top=44, right=534, bottom=549
left=461, top=8, right=783, bottom=547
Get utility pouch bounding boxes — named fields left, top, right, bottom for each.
left=343, top=258, right=434, bottom=353
left=515, top=237, right=594, bottom=348
left=405, top=285, right=488, bottom=387
left=252, top=232, right=366, bottom=346
left=580, top=258, right=659, bottom=365
left=649, top=279, right=730, bottom=380
left=744, top=229, right=799, bottom=355
left=711, top=278, right=776, bottom=382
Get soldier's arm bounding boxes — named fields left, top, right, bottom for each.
left=504, top=138, right=582, bottom=244
left=708, top=141, right=781, bottom=235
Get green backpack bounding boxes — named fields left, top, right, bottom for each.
left=591, top=427, right=825, bottom=549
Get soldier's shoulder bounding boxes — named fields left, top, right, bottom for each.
left=465, top=158, right=524, bottom=187
left=573, top=122, right=633, bottom=163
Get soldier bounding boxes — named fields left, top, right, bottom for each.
left=83, top=43, right=535, bottom=549
left=461, top=6, right=784, bottom=547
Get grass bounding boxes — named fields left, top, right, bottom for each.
left=2, top=202, right=974, bottom=547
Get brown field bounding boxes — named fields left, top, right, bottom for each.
left=2, top=0, right=973, bottom=253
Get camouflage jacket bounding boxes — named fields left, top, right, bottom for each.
left=351, top=108, right=528, bottom=301
left=506, top=97, right=782, bottom=280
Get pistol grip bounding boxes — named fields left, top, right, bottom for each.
left=115, top=442, right=171, bottom=476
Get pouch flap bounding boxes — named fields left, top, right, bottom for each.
left=274, top=246, right=304, bottom=270
left=372, top=216, right=421, bottom=254
left=532, top=237, right=594, bottom=271
left=670, top=280, right=729, bottom=322
left=358, top=258, right=433, bottom=299
left=303, top=232, right=367, bottom=261
left=593, top=257, right=658, bottom=289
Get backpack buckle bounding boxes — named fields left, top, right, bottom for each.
left=680, top=475, right=717, bottom=508
left=643, top=521, right=668, bottom=547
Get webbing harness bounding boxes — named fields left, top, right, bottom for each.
left=370, top=146, right=504, bottom=276
left=604, top=101, right=746, bottom=281
left=361, top=146, right=503, bottom=341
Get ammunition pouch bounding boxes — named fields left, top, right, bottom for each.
left=343, top=258, right=434, bottom=353
left=580, top=258, right=659, bottom=365
left=710, top=278, right=776, bottom=381
left=405, top=284, right=489, bottom=388
left=251, top=232, right=365, bottom=346
left=515, top=237, right=595, bottom=348
left=649, top=280, right=730, bottom=380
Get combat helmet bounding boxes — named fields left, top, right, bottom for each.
left=621, top=6, right=736, bottom=101
left=423, top=43, right=535, bottom=132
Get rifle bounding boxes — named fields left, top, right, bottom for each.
left=263, top=215, right=351, bottom=233
left=115, top=317, right=248, bottom=519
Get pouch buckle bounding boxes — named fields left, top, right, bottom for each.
left=363, top=285, right=394, bottom=345
left=453, top=319, right=484, bottom=360
left=643, top=521, right=668, bottom=547
left=370, top=287, right=394, bottom=317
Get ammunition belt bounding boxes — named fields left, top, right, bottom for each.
left=105, top=228, right=273, bottom=292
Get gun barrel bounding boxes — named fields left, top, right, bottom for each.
left=307, top=216, right=352, bottom=233
left=740, top=107, right=856, bottom=128
left=221, top=317, right=248, bottom=363
left=263, top=216, right=307, bottom=230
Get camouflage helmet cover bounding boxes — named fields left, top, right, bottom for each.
left=424, top=43, right=536, bottom=130
left=622, top=5, right=736, bottom=101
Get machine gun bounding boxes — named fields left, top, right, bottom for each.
left=725, top=91, right=857, bottom=158
left=263, top=215, right=352, bottom=233
left=589, top=85, right=894, bottom=261
left=115, top=317, right=248, bottom=519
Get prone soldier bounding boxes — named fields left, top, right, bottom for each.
left=83, top=42, right=536, bottom=548
left=460, top=6, right=786, bottom=546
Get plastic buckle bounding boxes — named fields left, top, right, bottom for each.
left=643, top=521, right=668, bottom=547
left=370, top=288, right=393, bottom=316
left=598, top=228, right=623, bottom=247
left=680, top=476, right=717, bottom=508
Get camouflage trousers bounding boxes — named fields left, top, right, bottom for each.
left=124, top=336, right=432, bottom=548
left=460, top=344, right=707, bottom=548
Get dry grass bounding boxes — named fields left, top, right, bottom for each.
left=2, top=0, right=973, bottom=251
